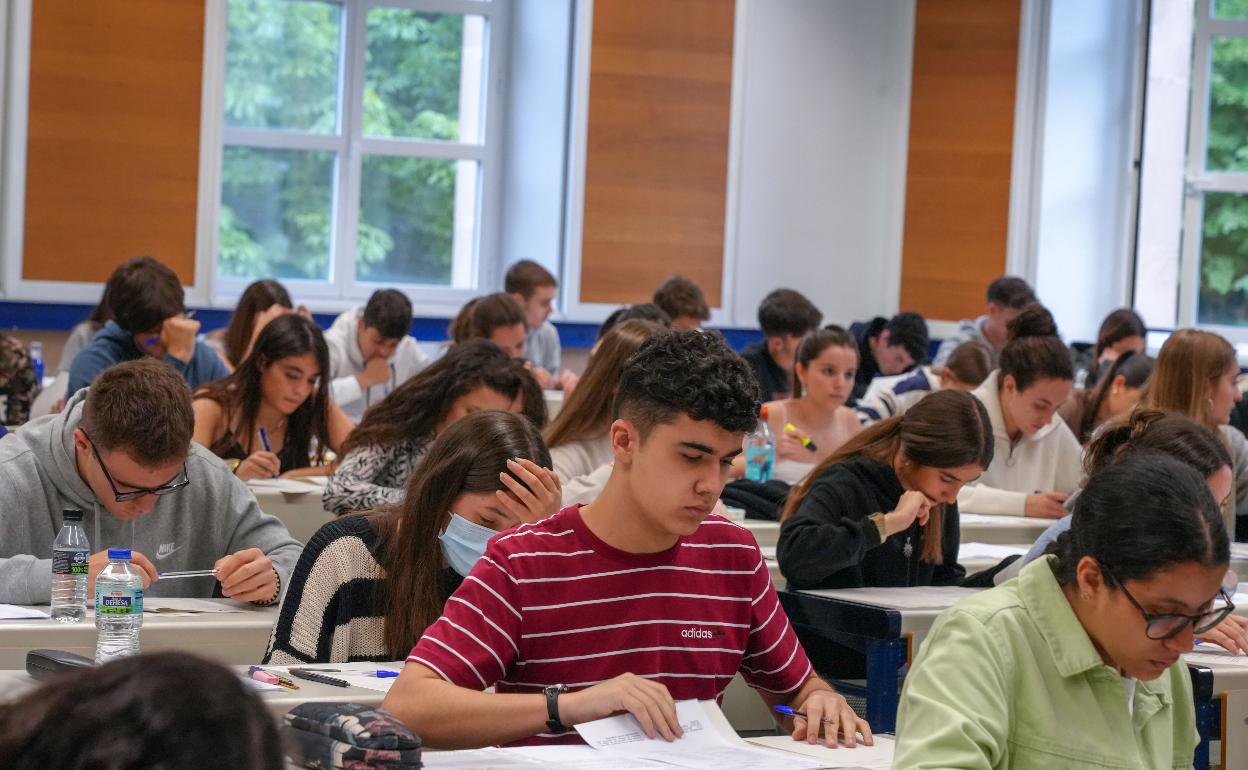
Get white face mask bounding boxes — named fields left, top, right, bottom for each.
left=438, top=513, right=496, bottom=577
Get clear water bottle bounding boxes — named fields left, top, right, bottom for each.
left=29, top=341, right=43, bottom=383
left=744, top=406, right=776, bottom=482
left=94, top=548, right=143, bottom=663
left=51, top=509, right=89, bottom=622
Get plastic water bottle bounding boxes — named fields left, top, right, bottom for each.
left=29, top=341, right=43, bottom=383
left=51, top=509, right=89, bottom=622
left=744, top=406, right=776, bottom=482
left=94, top=548, right=143, bottom=663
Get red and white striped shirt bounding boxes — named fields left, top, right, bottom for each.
left=408, top=505, right=813, bottom=744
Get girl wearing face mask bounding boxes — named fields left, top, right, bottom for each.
left=776, top=389, right=993, bottom=591
left=894, top=453, right=1233, bottom=769
left=956, top=304, right=1082, bottom=519
left=738, top=326, right=863, bottom=485
left=1058, top=350, right=1153, bottom=445
left=1142, top=328, right=1247, bottom=540
left=265, top=410, right=561, bottom=665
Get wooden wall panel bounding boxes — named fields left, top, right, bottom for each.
left=899, top=0, right=1021, bottom=321
left=578, top=0, right=734, bottom=307
left=22, top=0, right=205, bottom=284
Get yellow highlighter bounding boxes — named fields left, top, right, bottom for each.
left=784, top=423, right=818, bottom=452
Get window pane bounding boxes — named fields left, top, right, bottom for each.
left=1207, top=37, right=1248, bottom=172
left=225, top=0, right=342, bottom=133
left=219, top=147, right=336, bottom=281
left=1198, top=192, right=1248, bottom=325
left=1215, top=0, right=1248, bottom=19
left=363, top=9, right=486, bottom=142
left=357, top=156, right=479, bottom=286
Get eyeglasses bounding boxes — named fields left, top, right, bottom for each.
left=1106, top=567, right=1236, bottom=640
left=83, top=431, right=189, bottom=502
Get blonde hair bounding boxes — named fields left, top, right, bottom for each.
left=1142, top=329, right=1236, bottom=429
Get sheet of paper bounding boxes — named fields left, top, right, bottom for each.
left=246, top=478, right=319, bottom=494
left=421, top=748, right=548, bottom=769
left=0, top=604, right=50, bottom=620
left=143, top=598, right=246, bottom=615
left=958, top=542, right=1028, bottom=561
left=1186, top=647, right=1248, bottom=667
left=574, top=700, right=825, bottom=770
left=509, top=745, right=668, bottom=769
left=800, top=585, right=982, bottom=610
left=747, top=734, right=896, bottom=769
left=959, top=513, right=1042, bottom=528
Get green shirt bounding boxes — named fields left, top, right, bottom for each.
left=894, top=556, right=1198, bottom=769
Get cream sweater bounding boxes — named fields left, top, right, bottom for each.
left=957, top=371, right=1083, bottom=517
left=550, top=434, right=614, bottom=507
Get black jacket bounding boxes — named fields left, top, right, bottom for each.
left=849, top=318, right=886, bottom=405
left=776, top=456, right=964, bottom=590
left=740, top=341, right=792, bottom=403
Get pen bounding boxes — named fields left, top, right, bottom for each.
left=784, top=423, right=819, bottom=452
left=257, top=427, right=277, bottom=478
left=157, top=569, right=217, bottom=579
left=287, top=669, right=349, bottom=687
left=773, top=704, right=836, bottom=723
left=248, top=665, right=299, bottom=689
left=372, top=669, right=400, bottom=678
left=145, top=310, right=196, bottom=347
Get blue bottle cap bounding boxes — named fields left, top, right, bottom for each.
left=107, top=548, right=131, bottom=560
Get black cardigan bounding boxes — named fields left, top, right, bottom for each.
left=776, top=456, right=964, bottom=590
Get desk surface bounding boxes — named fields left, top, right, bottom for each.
left=958, top=514, right=1052, bottom=545
left=0, top=599, right=277, bottom=668
left=249, top=480, right=331, bottom=544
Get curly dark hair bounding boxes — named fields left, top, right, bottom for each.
left=614, top=330, right=759, bottom=435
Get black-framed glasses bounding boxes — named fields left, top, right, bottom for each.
left=1106, top=568, right=1236, bottom=640
left=83, top=431, right=189, bottom=502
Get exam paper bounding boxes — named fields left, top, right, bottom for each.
left=959, top=513, right=1043, bottom=527
left=1186, top=647, right=1248, bottom=667
left=246, top=478, right=320, bottom=494
left=958, top=542, right=1028, bottom=562
left=747, top=734, right=896, bottom=769
left=574, top=699, right=826, bottom=770
left=0, top=604, right=49, bottom=620
left=143, top=598, right=247, bottom=615
left=800, top=585, right=982, bottom=610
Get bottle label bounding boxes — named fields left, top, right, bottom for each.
left=96, top=586, right=144, bottom=615
left=744, top=446, right=775, bottom=482
left=52, top=549, right=89, bottom=576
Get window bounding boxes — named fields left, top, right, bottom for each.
left=214, top=0, right=500, bottom=304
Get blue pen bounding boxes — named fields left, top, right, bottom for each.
left=372, top=669, right=400, bottom=678
left=773, top=705, right=835, bottom=723
left=258, top=427, right=277, bottom=477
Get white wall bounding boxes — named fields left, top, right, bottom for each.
left=726, top=0, right=915, bottom=328
left=1032, top=0, right=1143, bottom=342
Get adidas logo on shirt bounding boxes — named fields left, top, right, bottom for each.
left=680, top=627, right=724, bottom=639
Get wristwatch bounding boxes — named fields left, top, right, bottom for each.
left=544, top=683, right=569, bottom=734
left=226, top=457, right=242, bottom=474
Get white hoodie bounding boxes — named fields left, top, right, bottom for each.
left=324, top=306, right=430, bottom=422
left=957, top=371, right=1083, bottom=517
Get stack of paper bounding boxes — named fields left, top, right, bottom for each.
left=0, top=604, right=50, bottom=620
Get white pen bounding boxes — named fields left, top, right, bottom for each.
left=157, top=569, right=217, bottom=579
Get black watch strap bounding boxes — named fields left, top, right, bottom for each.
left=544, top=683, right=569, bottom=734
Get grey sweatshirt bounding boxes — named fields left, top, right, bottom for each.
left=0, top=389, right=304, bottom=604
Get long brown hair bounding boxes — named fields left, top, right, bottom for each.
left=449, top=293, right=526, bottom=343
left=781, top=390, right=994, bottom=563
left=792, top=325, right=857, bottom=398
left=1074, top=351, right=1153, bottom=444
left=193, top=314, right=331, bottom=467
left=1082, top=408, right=1229, bottom=479
left=341, top=339, right=546, bottom=456
left=545, top=319, right=667, bottom=448
left=1142, top=328, right=1236, bottom=429
left=1093, top=308, right=1146, bottom=362
left=368, top=410, right=551, bottom=658
left=223, top=279, right=293, bottom=367
left=941, top=341, right=993, bottom=388
left=998, top=303, right=1072, bottom=390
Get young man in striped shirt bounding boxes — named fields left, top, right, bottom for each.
left=382, top=331, right=872, bottom=749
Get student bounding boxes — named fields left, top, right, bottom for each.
left=0, top=360, right=302, bottom=604
left=956, top=304, right=1082, bottom=518
left=325, top=289, right=429, bottom=423
left=0, top=334, right=39, bottom=426
left=67, top=257, right=230, bottom=394
left=193, top=315, right=354, bottom=481
left=594, top=303, right=671, bottom=353
left=505, top=260, right=571, bottom=389
left=1072, top=307, right=1147, bottom=389
left=382, top=331, right=872, bottom=750
left=652, top=275, right=711, bottom=331
left=56, top=283, right=114, bottom=375
left=324, top=340, right=546, bottom=515
left=931, top=275, right=1036, bottom=369
left=545, top=320, right=668, bottom=506
left=1057, top=350, right=1153, bottom=444
left=266, top=411, right=561, bottom=664
left=856, top=341, right=992, bottom=426
left=893, top=453, right=1231, bottom=769
left=449, top=293, right=528, bottom=359
left=742, top=326, right=863, bottom=484
left=848, top=312, right=929, bottom=403
left=0, top=652, right=284, bottom=770
left=1142, top=328, right=1248, bottom=540
left=205, top=278, right=296, bottom=369
left=739, top=288, right=823, bottom=403
left=776, top=390, right=991, bottom=590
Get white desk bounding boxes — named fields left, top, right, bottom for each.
left=741, top=520, right=779, bottom=549
left=958, top=513, right=1052, bottom=546
left=0, top=600, right=277, bottom=668
left=544, top=389, right=564, bottom=419
left=248, top=478, right=333, bottom=544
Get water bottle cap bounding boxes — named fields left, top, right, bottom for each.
left=62, top=509, right=83, bottom=522
left=106, top=548, right=131, bottom=561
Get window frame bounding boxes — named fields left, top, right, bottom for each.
left=203, top=0, right=507, bottom=314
